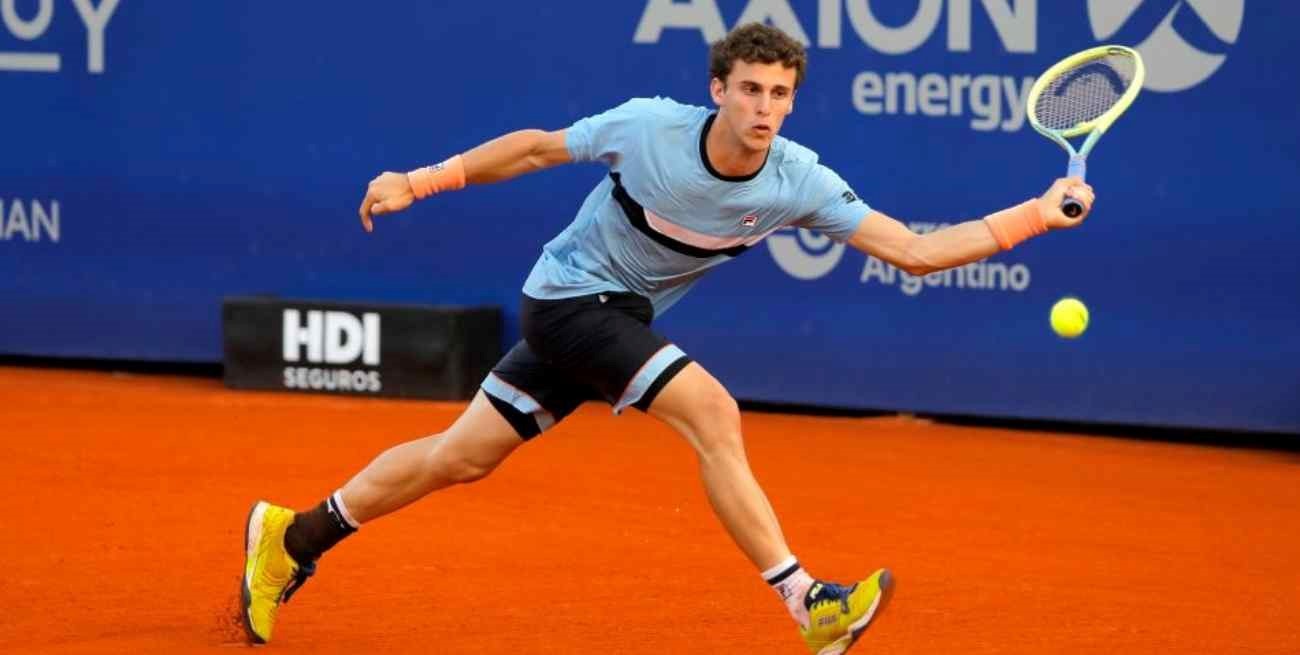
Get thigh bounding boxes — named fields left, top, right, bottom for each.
left=643, top=361, right=742, bottom=451
left=521, top=292, right=693, bottom=413
left=435, top=390, right=533, bottom=465
left=481, top=339, right=597, bottom=440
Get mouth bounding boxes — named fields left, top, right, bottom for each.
left=751, top=124, right=772, bottom=136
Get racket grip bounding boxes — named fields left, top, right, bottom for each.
left=1062, top=155, right=1087, bottom=218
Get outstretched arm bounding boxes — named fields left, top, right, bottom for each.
left=847, top=177, right=1095, bottom=275
left=358, top=129, right=571, bottom=232
left=460, top=129, right=573, bottom=184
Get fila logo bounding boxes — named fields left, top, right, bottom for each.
left=282, top=309, right=380, bottom=365
left=740, top=213, right=758, bottom=227
left=841, top=190, right=858, bottom=204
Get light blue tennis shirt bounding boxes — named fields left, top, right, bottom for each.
left=522, top=96, right=871, bottom=316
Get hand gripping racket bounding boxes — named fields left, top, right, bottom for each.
left=1027, top=45, right=1145, bottom=217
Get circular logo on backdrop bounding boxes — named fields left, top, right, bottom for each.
left=1087, top=0, right=1244, bottom=92
left=766, top=228, right=846, bottom=281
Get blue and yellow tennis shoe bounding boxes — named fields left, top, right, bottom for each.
left=799, top=569, right=894, bottom=655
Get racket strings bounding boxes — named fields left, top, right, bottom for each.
left=1033, top=54, right=1136, bottom=131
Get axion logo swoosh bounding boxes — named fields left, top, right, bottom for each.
left=1088, top=0, right=1244, bottom=92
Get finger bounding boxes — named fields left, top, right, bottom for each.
left=373, top=196, right=405, bottom=215
left=1063, top=180, right=1091, bottom=197
left=1071, top=186, right=1095, bottom=207
left=359, top=191, right=375, bottom=232
left=359, top=188, right=375, bottom=219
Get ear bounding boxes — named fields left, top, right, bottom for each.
left=709, top=77, right=725, bottom=106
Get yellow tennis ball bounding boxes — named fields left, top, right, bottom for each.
left=1050, top=297, right=1089, bottom=338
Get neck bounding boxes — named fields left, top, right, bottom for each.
left=705, top=112, right=768, bottom=178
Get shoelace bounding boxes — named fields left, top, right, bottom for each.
left=806, top=582, right=853, bottom=614
left=281, top=560, right=317, bottom=604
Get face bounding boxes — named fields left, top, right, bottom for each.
left=710, top=59, right=797, bottom=152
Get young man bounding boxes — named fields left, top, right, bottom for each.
left=242, top=23, right=1093, bottom=654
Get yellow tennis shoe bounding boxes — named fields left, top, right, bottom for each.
left=799, top=569, right=894, bottom=655
left=241, top=501, right=315, bottom=644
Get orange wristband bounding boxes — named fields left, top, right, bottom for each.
left=407, top=154, right=467, bottom=200
left=983, top=199, right=1047, bottom=250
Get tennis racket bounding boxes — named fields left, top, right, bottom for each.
left=1027, top=45, right=1145, bottom=217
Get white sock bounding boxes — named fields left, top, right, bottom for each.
left=329, top=490, right=361, bottom=530
left=763, top=556, right=815, bottom=629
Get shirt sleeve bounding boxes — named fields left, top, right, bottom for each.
left=565, top=98, right=656, bottom=166
left=791, top=164, right=872, bottom=242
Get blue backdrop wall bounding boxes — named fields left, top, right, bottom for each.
left=3, top=1, right=1296, bottom=433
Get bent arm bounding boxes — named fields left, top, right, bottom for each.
left=461, top=129, right=572, bottom=185
left=358, top=128, right=572, bottom=231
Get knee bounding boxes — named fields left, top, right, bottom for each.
left=686, top=391, right=745, bottom=459
left=428, top=442, right=501, bottom=485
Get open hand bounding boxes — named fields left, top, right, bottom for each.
left=358, top=172, right=416, bottom=232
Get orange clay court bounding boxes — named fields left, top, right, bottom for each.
left=0, top=365, right=1297, bottom=654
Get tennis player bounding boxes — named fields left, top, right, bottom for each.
left=241, top=23, right=1094, bottom=653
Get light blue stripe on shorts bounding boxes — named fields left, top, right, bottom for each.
left=482, top=372, right=556, bottom=432
left=613, top=344, right=687, bottom=414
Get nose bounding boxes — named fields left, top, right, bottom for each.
left=756, top=94, right=771, bottom=115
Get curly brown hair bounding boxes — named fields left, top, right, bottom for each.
left=709, top=23, right=807, bottom=89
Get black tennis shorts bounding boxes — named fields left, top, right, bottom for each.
left=481, top=292, right=692, bottom=440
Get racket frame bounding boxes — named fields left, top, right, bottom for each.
left=1026, top=45, right=1146, bottom=216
